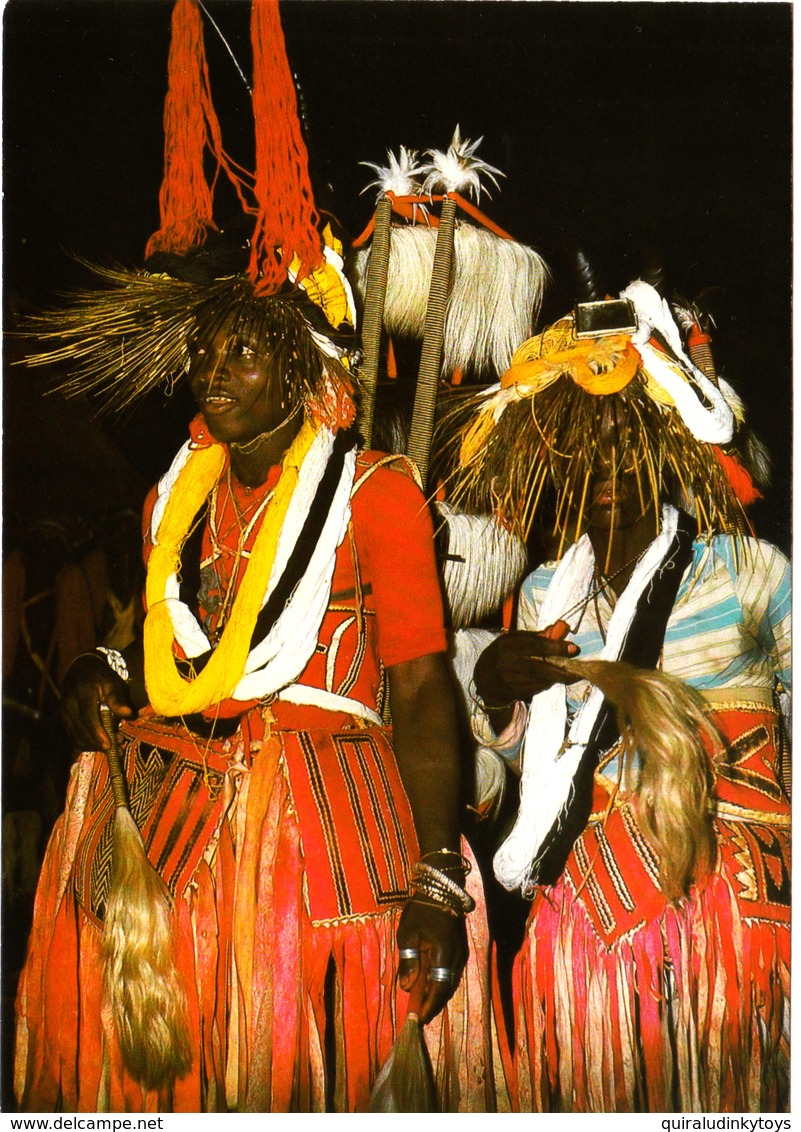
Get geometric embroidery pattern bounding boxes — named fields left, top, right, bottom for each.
left=558, top=704, right=791, bottom=945
left=72, top=718, right=228, bottom=926
left=718, top=818, right=791, bottom=910
left=283, top=725, right=417, bottom=923
left=717, top=724, right=783, bottom=803
left=564, top=801, right=666, bottom=946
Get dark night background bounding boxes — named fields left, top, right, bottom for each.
left=2, top=0, right=793, bottom=550
left=0, top=0, right=793, bottom=1110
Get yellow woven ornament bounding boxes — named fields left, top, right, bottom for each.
left=501, top=327, right=641, bottom=396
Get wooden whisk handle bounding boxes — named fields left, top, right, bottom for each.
left=99, top=704, right=130, bottom=810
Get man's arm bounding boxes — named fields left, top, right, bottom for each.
left=388, top=651, right=469, bottom=1024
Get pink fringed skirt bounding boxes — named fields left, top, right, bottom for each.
left=15, top=705, right=498, bottom=1112
left=505, top=706, right=790, bottom=1114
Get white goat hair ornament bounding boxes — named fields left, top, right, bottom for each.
left=353, top=225, right=548, bottom=380
left=354, top=129, right=549, bottom=380
left=437, top=502, right=528, bottom=630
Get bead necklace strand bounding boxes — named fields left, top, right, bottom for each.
left=559, top=545, right=646, bottom=635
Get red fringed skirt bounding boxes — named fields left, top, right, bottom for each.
left=505, top=703, right=790, bottom=1113
left=15, top=704, right=497, bottom=1113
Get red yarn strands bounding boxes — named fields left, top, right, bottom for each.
left=248, top=0, right=322, bottom=293
left=145, top=0, right=222, bottom=258
left=146, top=0, right=321, bottom=285
left=713, top=447, right=763, bottom=506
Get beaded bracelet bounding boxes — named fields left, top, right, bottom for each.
left=420, top=848, right=471, bottom=877
left=410, top=861, right=475, bottom=915
left=408, top=893, right=461, bottom=918
left=411, top=878, right=474, bottom=916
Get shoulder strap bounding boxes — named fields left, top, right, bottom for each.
left=533, top=509, right=697, bottom=886
left=351, top=451, right=423, bottom=497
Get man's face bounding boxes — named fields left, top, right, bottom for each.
left=188, top=315, right=289, bottom=445
left=585, top=399, right=654, bottom=532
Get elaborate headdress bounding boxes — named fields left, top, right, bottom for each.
left=349, top=130, right=546, bottom=628
left=436, top=279, right=753, bottom=553
left=352, top=128, right=550, bottom=483
left=19, top=0, right=357, bottom=431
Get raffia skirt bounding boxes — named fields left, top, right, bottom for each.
left=15, top=703, right=501, bottom=1113
left=500, top=703, right=790, bottom=1113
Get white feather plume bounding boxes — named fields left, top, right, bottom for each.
left=670, top=298, right=717, bottom=337
left=360, top=145, right=425, bottom=200
left=420, top=125, right=504, bottom=200
left=352, top=225, right=549, bottom=379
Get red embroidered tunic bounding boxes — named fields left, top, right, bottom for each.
left=15, top=440, right=494, bottom=1114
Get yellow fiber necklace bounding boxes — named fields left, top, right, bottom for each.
left=144, top=418, right=317, bottom=716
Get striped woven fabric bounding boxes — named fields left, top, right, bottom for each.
left=518, top=533, right=790, bottom=701
left=72, top=715, right=229, bottom=925
left=504, top=531, right=791, bottom=1112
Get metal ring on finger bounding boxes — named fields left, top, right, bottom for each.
left=428, top=966, right=453, bottom=984
left=399, top=948, right=420, bottom=961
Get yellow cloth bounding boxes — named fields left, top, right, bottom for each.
left=501, top=331, right=641, bottom=395
left=288, top=224, right=353, bottom=330
left=144, top=419, right=317, bottom=716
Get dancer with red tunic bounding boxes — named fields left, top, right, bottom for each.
left=14, top=0, right=495, bottom=1112
left=15, top=257, right=496, bottom=1113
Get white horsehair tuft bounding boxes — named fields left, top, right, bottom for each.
left=420, top=125, right=504, bottom=200
left=352, top=225, right=549, bottom=379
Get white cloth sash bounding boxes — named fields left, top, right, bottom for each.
left=493, top=504, right=680, bottom=893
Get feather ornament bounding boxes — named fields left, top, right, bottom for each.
left=716, top=377, right=772, bottom=489
left=360, top=145, right=425, bottom=200
left=420, top=125, right=504, bottom=201
left=717, top=376, right=746, bottom=425
left=669, top=308, right=771, bottom=492
left=742, top=429, right=773, bottom=489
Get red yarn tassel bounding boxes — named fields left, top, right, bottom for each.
left=249, top=0, right=322, bottom=293
left=713, top=446, right=763, bottom=507
left=145, top=0, right=220, bottom=258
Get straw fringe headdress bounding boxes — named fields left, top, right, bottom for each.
left=18, top=0, right=357, bottom=425
left=437, top=280, right=750, bottom=553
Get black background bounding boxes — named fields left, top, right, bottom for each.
left=3, top=0, right=792, bottom=548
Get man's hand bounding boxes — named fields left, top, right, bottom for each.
left=387, top=653, right=468, bottom=1023
left=396, top=898, right=468, bottom=1023
left=60, top=652, right=137, bottom=751
left=473, top=621, right=580, bottom=732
